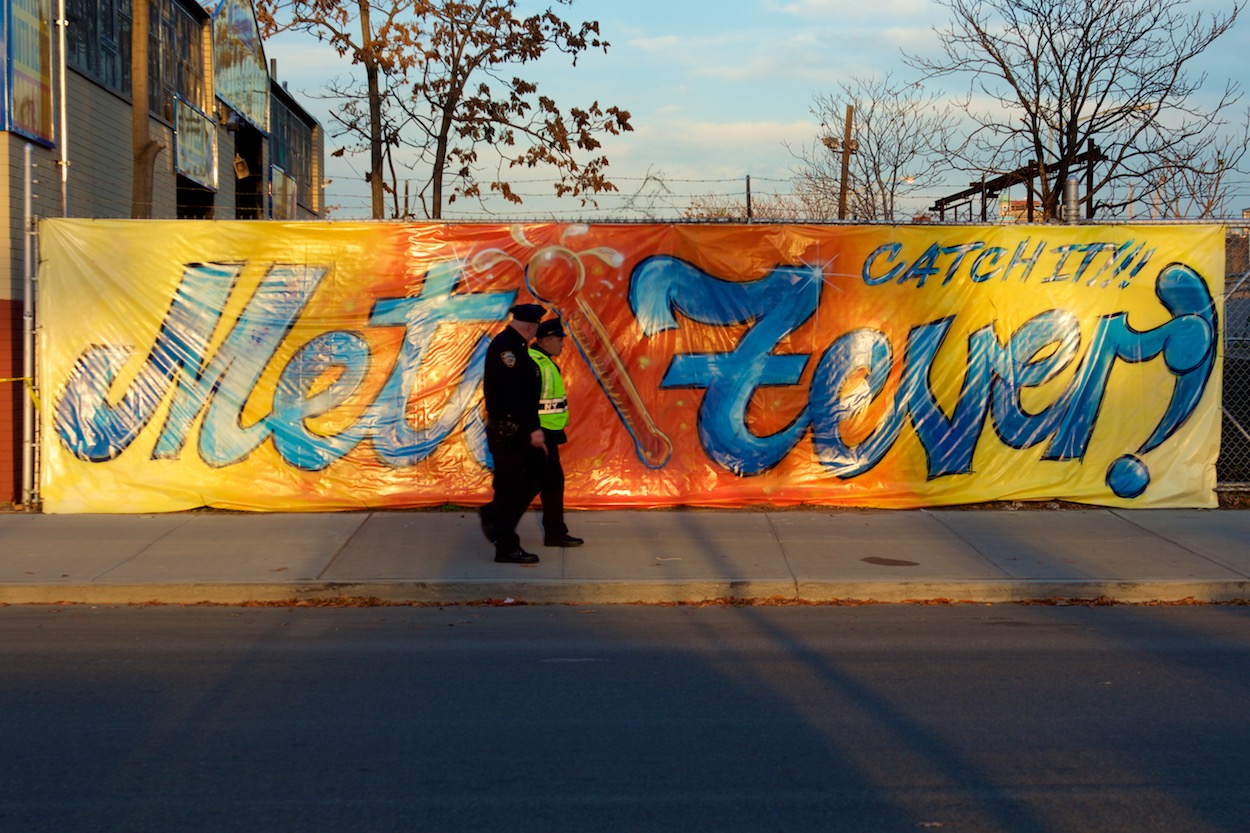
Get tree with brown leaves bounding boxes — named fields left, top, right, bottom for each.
left=259, top=0, right=632, bottom=219
left=399, top=0, right=632, bottom=219
left=257, top=0, right=423, bottom=218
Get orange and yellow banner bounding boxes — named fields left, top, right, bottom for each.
left=38, top=219, right=1224, bottom=513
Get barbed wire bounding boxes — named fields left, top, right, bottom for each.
left=323, top=177, right=1250, bottom=222
left=326, top=181, right=1250, bottom=199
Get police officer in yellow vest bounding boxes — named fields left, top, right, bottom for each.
left=529, top=318, right=584, bottom=547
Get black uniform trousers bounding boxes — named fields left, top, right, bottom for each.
left=484, top=428, right=545, bottom=557
left=540, top=433, right=569, bottom=539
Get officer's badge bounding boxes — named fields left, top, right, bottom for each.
left=501, top=350, right=516, bottom=368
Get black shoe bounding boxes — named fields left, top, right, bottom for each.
left=478, top=506, right=497, bottom=544
left=544, top=534, right=584, bottom=547
left=495, top=549, right=539, bottom=564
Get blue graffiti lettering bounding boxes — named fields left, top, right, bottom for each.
left=55, top=261, right=513, bottom=471
left=630, top=256, right=820, bottom=475
left=56, top=244, right=1215, bottom=502
left=864, top=238, right=1155, bottom=290
left=55, top=262, right=245, bottom=462
left=1050, top=263, right=1217, bottom=497
left=175, top=265, right=327, bottom=466
left=270, top=330, right=372, bottom=470
left=643, top=253, right=1215, bottom=499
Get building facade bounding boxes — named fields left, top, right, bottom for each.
left=0, top=0, right=325, bottom=505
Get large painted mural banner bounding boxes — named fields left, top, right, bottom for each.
left=38, top=219, right=1223, bottom=513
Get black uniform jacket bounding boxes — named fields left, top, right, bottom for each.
left=483, top=324, right=542, bottom=436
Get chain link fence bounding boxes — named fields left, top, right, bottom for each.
left=1220, top=226, right=1250, bottom=488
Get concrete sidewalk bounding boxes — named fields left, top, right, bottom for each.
left=2, top=508, right=1250, bottom=605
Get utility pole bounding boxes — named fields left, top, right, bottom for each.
left=838, top=105, right=854, bottom=220
left=821, top=105, right=857, bottom=220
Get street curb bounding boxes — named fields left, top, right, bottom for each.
left=794, top=580, right=1250, bottom=604
left=2, top=579, right=1248, bottom=606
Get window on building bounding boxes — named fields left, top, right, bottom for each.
left=172, top=5, right=204, bottom=110
left=271, top=95, right=315, bottom=211
left=177, top=174, right=215, bottom=219
left=66, top=0, right=205, bottom=119
left=271, top=168, right=297, bottom=220
left=66, top=0, right=128, bottom=93
left=147, top=0, right=162, bottom=113
left=66, top=0, right=106, bottom=84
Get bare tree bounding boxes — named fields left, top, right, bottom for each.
left=789, top=74, right=959, bottom=222
left=908, top=0, right=1245, bottom=220
left=398, top=0, right=632, bottom=219
left=257, top=0, right=422, bottom=218
left=1151, top=110, right=1250, bottom=218
left=683, top=191, right=807, bottom=222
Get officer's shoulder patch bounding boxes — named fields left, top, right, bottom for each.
left=501, top=350, right=516, bottom=368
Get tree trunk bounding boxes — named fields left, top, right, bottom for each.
left=430, top=106, right=456, bottom=220
left=358, top=0, right=385, bottom=219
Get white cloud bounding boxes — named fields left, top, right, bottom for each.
left=614, top=117, right=818, bottom=179
left=631, top=34, right=684, bottom=52
left=770, top=0, right=934, bottom=22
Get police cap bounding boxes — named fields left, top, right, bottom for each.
left=510, top=303, right=547, bottom=323
left=536, top=318, right=566, bottom=339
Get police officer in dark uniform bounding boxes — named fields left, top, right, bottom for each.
left=529, top=317, right=584, bottom=547
left=479, top=303, right=548, bottom=563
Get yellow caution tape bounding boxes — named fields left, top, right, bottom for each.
left=0, top=377, right=40, bottom=410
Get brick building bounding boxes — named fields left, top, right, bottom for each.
left=1, top=0, right=325, bottom=505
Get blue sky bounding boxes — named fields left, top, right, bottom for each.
left=264, top=0, right=1250, bottom=220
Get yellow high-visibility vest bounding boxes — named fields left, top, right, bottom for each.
left=529, top=348, right=569, bottom=431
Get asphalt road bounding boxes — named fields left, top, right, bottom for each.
left=2, top=604, right=1248, bottom=832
